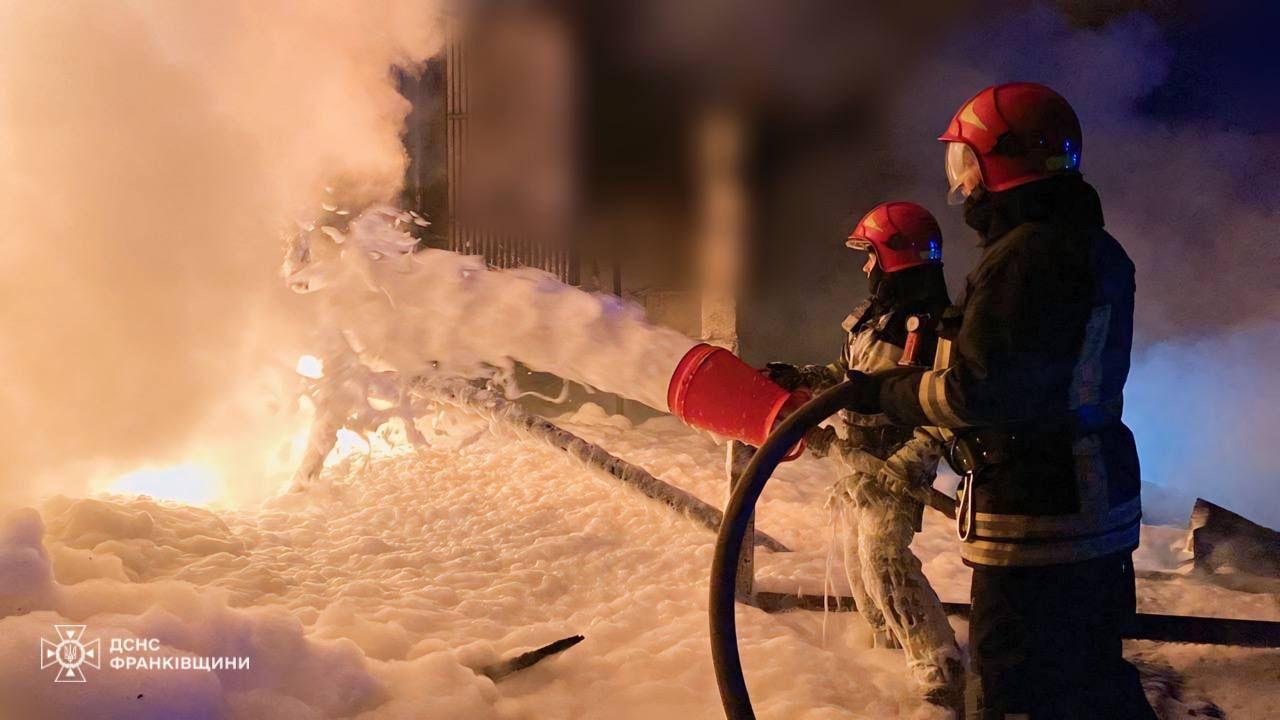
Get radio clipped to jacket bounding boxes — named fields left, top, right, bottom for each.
left=898, top=306, right=961, bottom=368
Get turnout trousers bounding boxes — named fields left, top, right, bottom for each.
left=968, top=551, right=1157, bottom=719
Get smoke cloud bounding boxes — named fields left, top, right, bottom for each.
left=878, top=6, right=1280, bottom=342
left=0, top=1, right=442, bottom=506
left=1125, top=323, right=1280, bottom=527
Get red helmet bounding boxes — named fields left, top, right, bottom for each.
left=847, top=201, right=943, bottom=273
left=940, top=82, right=1082, bottom=202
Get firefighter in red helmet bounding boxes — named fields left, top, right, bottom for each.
left=841, top=83, right=1157, bottom=718
left=769, top=202, right=963, bottom=712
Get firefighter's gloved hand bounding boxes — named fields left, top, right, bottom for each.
left=875, top=463, right=931, bottom=506
left=842, top=370, right=882, bottom=414
left=804, top=425, right=838, bottom=459
left=764, top=362, right=804, bottom=392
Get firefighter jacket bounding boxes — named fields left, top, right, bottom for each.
left=878, top=175, right=1141, bottom=567
left=800, top=299, right=947, bottom=503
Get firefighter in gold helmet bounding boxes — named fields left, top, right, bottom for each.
left=769, top=201, right=963, bottom=711
left=840, top=83, right=1157, bottom=719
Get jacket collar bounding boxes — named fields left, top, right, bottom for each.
left=965, top=174, right=1105, bottom=245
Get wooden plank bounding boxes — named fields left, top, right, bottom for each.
left=1189, top=497, right=1280, bottom=578
left=480, top=635, right=584, bottom=682
left=749, top=592, right=1280, bottom=648
left=422, top=378, right=791, bottom=553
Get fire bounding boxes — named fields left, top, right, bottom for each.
left=109, top=463, right=222, bottom=505
left=327, top=429, right=372, bottom=466
left=295, top=354, right=324, bottom=379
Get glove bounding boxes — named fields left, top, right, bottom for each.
left=874, top=462, right=930, bottom=505
left=764, top=362, right=804, bottom=392
left=842, top=370, right=882, bottom=414
left=804, top=425, right=838, bottom=459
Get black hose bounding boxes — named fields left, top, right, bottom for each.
left=709, top=380, right=864, bottom=720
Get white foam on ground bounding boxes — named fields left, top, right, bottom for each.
left=1, top=405, right=1276, bottom=718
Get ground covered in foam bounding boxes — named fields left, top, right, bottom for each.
left=1, top=405, right=1276, bottom=719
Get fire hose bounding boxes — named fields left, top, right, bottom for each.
left=708, top=379, right=864, bottom=720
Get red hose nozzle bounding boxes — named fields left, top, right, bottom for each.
left=667, top=344, right=806, bottom=451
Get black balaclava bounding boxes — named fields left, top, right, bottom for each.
left=868, top=262, right=950, bottom=317
left=867, top=262, right=887, bottom=298
left=962, top=185, right=995, bottom=239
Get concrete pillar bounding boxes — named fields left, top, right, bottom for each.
left=695, top=103, right=756, bottom=597
left=695, top=104, right=747, bottom=355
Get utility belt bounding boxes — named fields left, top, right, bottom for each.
left=948, top=401, right=1123, bottom=544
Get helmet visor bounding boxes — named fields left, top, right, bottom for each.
left=945, top=142, right=982, bottom=205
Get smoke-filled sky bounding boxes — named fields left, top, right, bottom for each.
left=0, top=1, right=442, bottom=507
left=741, top=2, right=1279, bottom=349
